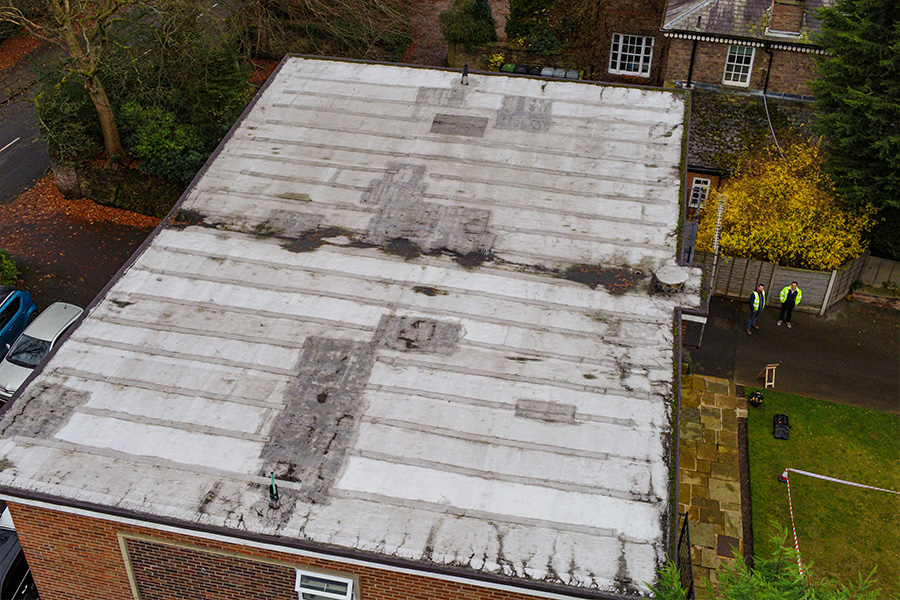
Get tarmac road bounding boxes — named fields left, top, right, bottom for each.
left=0, top=45, right=55, bottom=205
left=0, top=96, right=49, bottom=205
left=686, top=296, right=900, bottom=413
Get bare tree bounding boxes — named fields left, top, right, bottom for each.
left=237, top=0, right=409, bottom=61
left=0, top=0, right=137, bottom=158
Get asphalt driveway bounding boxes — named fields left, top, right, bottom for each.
left=0, top=176, right=159, bottom=311
left=686, top=296, right=900, bottom=413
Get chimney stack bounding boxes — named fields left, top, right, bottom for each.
left=770, top=0, right=805, bottom=34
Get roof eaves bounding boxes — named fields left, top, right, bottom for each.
left=662, top=30, right=827, bottom=53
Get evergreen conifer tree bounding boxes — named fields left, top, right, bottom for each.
left=812, top=0, right=900, bottom=258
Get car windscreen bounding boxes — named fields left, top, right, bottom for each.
left=5, top=335, right=50, bottom=369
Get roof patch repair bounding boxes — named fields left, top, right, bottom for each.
left=362, top=163, right=496, bottom=258
left=260, top=337, right=376, bottom=503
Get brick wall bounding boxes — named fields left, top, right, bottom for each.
left=684, top=173, right=725, bottom=220
left=450, top=0, right=669, bottom=86
left=8, top=502, right=557, bottom=600
left=665, top=38, right=819, bottom=96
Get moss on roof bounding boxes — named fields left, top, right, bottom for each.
left=687, top=89, right=818, bottom=172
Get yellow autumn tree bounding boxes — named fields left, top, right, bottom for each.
left=695, top=143, right=874, bottom=270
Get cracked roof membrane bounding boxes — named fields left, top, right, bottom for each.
left=0, top=58, right=701, bottom=596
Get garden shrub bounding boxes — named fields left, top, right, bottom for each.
left=695, top=142, right=874, bottom=270
left=35, top=75, right=102, bottom=162
left=119, top=102, right=207, bottom=186
left=527, top=22, right=561, bottom=54
left=505, top=0, right=554, bottom=39
left=0, top=250, right=19, bottom=286
left=439, top=0, right=498, bottom=47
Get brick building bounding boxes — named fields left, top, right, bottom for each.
left=0, top=58, right=701, bottom=600
left=587, top=0, right=671, bottom=87
left=662, top=0, right=830, bottom=98
left=660, top=0, right=830, bottom=255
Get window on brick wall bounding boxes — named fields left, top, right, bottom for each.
left=608, top=34, right=654, bottom=77
left=295, top=569, right=355, bottom=600
left=689, top=178, right=711, bottom=209
left=723, top=45, right=755, bottom=86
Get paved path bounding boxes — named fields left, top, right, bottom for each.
left=679, top=375, right=747, bottom=594
left=686, top=297, right=899, bottom=413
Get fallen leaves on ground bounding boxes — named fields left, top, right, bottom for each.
left=0, top=31, right=45, bottom=75
left=250, top=59, right=280, bottom=84
left=1, top=175, right=161, bottom=258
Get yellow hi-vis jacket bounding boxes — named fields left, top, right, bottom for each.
left=780, top=286, right=802, bottom=306
left=750, top=290, right=766, bottom=310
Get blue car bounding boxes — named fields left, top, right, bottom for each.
left=0, top=287, right=37, bottom=356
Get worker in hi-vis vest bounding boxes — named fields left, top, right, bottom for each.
left=777, top=282, right=802, bottom=328
left=746, top=283, right=766, bottom=335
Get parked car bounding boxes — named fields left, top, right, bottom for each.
left=0, top=287, right=37, bottom=357
left=0, top=503, right=39, bottom=599
left=0, top=303, right=83, bottom=403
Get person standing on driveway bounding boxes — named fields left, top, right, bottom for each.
left=778, top=282, right=802, bottom=328
left=746, top=283, right=766, bottom=335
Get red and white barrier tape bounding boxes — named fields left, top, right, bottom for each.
left=783, top=468, right=900, bottom=495
left=780, top=468, right=900, bottom=577
left=780, top=469, right=805, bottom=576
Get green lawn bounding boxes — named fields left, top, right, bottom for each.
left=747, top=388, right=900, bottom=597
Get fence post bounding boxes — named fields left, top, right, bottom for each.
left=676, top=513, right=696, bottom=600
left=768, top=262, right=778, bottom=299
left=820, top=269, right=838, bottom=315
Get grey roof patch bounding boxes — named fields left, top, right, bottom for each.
left=362, top=163, right=496, bottom=257
left=431, top=114, right=489, bottom=137
left=496, top=96, right=552, bottom=132
left=375, top=315, right=461, bottom=355
left=0, top=384, right=89, bottom=439
left=416, top=87, right=465, bottom=108
left=515, top=399, right=577, bottom=424
left=261, top=337, right=377, bottom=503
left=361, top=163, right=428, bottom=206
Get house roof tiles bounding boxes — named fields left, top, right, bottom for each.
left=663, top=0, right=831, bottom=45
left=687, top=89, right=819, bottom=172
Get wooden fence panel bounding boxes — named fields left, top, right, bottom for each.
left=769, top=267, right=830, bottom=313
left=861, top=256, right=900, bottom=288
left=692, top=251, right=869, bottom=313
left=828, top=254, right=869, bottom=308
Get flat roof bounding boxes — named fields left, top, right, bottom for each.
left=0, top=58, right=699, bottom=596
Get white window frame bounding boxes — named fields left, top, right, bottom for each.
left=295, top=568, right=355, bottom=600
left=689, top=178, right=711, bottom=209
left=722, top=45, right=755, bottom=86
left=608, top=33, right=654, bottom=77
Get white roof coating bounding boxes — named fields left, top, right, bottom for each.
left=0, top=58, right=700, bottom=596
